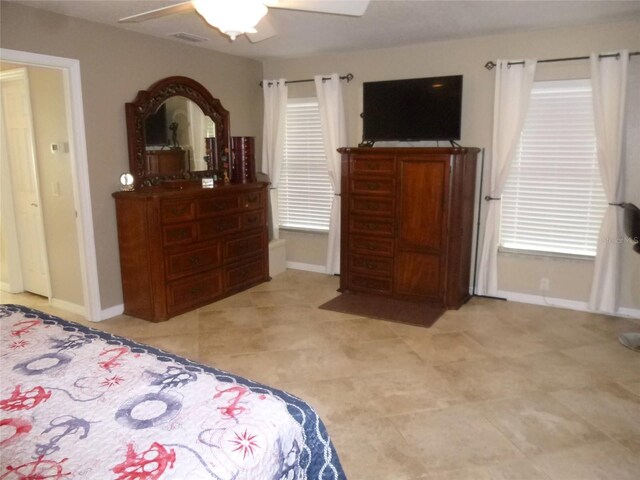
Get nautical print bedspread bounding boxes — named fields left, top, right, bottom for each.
left=0, top=305, right=346, bottom=479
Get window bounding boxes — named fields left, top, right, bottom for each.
left=278, top=98, right=333, bottom=231
left=500, top=79, right=607, bottom=257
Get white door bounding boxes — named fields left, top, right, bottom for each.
left=0, top=68, right=51, bottom=297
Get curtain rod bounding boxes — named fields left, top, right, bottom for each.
left=484, top=51, right=640, bottom=70
left=259, top=73, right=353, bottom=88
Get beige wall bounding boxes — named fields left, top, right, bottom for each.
left=263, top=20, right=640, bottom=311
left=1, top=2, right=264, bottom=310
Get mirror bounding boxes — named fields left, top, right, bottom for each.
left=125, top=76, right=229, bottom=187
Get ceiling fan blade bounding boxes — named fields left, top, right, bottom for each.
left=266, top=0, right=370, bottom=16
left=245, top=16, right=278, bottom=43
left=119, top=1, right=194, bottom=23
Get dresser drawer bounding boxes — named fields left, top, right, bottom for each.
left=199, top=215, right=242, bottom=239
left=350, top=196, right=395, bottom=216
left=224, top=231, right=265, bottom=262
left=161, top=200, right=195, bottom=224
left=349, top=215, right=395, bottom=236
left=165, top=243, right=221, bottom=280
left=350, top=154, right=395, bottom=175
left=350, top=176, right=395, bottom=196
left=242, top=190, right=264, bottom=210
left=166, top=269, right=223, bottom=315
left=163, top=223, right=197, bottom=246
left=242, top=210, right=265, bottom=229
left=224, top=254, right=267, bottom=291
left=350, top=235, right=394, bottom=257
left=350, top=254, right=394, bottom=276
left=198, top=195, right=241, bottom=217
left=349, top=273, right=393, bottom=295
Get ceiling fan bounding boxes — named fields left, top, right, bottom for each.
left=119, top=0, right=370, bottom=42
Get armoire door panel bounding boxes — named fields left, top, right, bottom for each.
left=395, top=252, right=441, bottom=299
left=397, top=159, right=448, bottom=250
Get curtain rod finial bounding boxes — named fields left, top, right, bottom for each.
left=346, top=73, right=354, bottom=82
left=485, top=61, right=496, bottom=70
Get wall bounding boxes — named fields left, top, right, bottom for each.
left=1, top=2, right=264, bottom=311
left=262, top=19, right=640, bottom=312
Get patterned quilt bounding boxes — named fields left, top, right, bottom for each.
left=0, top=305, right=346, bottom=479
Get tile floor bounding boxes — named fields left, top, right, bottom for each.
left=2, top=269, right=640, bottom=480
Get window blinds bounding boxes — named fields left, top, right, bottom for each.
left=278, top=99, right=333, bottom=231
left=500, top=79, right=607, bottom=257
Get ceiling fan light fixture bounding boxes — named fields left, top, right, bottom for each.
left=192, top=0, right=268, bottom=41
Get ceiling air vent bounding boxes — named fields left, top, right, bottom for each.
left=168, top=32, right=208, bottom=43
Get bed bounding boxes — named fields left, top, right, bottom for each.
left=0, top=304, right=346, bottom=479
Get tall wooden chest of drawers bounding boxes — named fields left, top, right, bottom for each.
left=113, top=182, right=269, bottom=321
left=338, top=147, right=478, bottom=309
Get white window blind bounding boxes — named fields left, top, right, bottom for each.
left=500, top=79, right=607, bottom=257
left=278, top=98, right=333, bottom=231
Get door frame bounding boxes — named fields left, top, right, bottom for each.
left=1, top=48, right=101, bottom=321
left=0, top=67, right=52, bottom=299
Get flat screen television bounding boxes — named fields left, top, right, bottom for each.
left=144, top=104, right=168, bottom=146
left=362, top=75, right=463, bottom=143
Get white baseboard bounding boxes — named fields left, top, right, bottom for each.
left=496, top=290, right=640, bottom=319
left=50, top=298, right=86, bottom=316
left=99, top=303, right=124, bottom=321
left=286, top=261, right=327, bottom=274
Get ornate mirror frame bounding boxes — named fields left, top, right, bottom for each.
left=125, top=76, right=230, bottom=187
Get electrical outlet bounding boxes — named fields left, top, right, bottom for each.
left=539, top=277, right=550, bottom=291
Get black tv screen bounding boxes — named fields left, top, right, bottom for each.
left=362, top=75, right=463, bottom=142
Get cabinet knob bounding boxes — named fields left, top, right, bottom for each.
left=188, top=255, right=201, bottom=266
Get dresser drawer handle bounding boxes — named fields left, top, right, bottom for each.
left=366, top=161, right=377, bottom=170
left=367, top=182, right=380, bottom=190
left=245, top=215, right=258, bottom=225
left=247, top=194, right=258, bottom=203
left=366, top=202, right=379, bottom=211
left=366, top=223, right=378, bottom=230
left=365, top=261, right=377, bottom=270
left=188, top=255, right=201, bottom=266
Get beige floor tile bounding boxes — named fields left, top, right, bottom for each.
left=423, top=460, right=552, bottom=480
left=464, top=324, right=555, bottom=358
left=130, top=332, right=201, bottom=360
left=398, top=329, right=494, bottom=364
left=198, top=306, right=265, bottom=330
left=551, top=383, right=640, bottom=441
left=434, top=356, right=541, bottom=402
left=389, top=405, right=524, bottom=472
left=560, top=342, right=640, bottom=382
left=351, top=364, right=466, bottom=417
left=477, top=393, right=607, bottom=455
left=331, top=419, right=429, bottom=480
left=340, top=337, right=426, bottom=375
left=532, top=440, right=640, bottom=480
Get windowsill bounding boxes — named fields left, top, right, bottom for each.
left=498, top=247, right=595, bottom=262
left=279, top=227, right=329, bottom=235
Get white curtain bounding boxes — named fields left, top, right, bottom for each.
left=315, top=73, right=347, bottom=275
left=262, top=79, right=288, bottom=240
left=588, top=50, right=629, bottom=314
left=476, top=59, right=537, bottom=296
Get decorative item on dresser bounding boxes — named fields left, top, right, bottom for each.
left=115, top=76, right=269, bottom=322
left=338, top=147, right=479, bottom=309
left=230, top=136, right=257, bottom=183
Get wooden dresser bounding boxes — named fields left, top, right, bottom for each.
left=113, top=182, right=269, bottom=321
left=338, top=147, right=478, bottom=309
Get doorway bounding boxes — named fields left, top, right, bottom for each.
left=0, top=67, right=52, bottom=299
left=0, top=48, right=101, bottom=321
